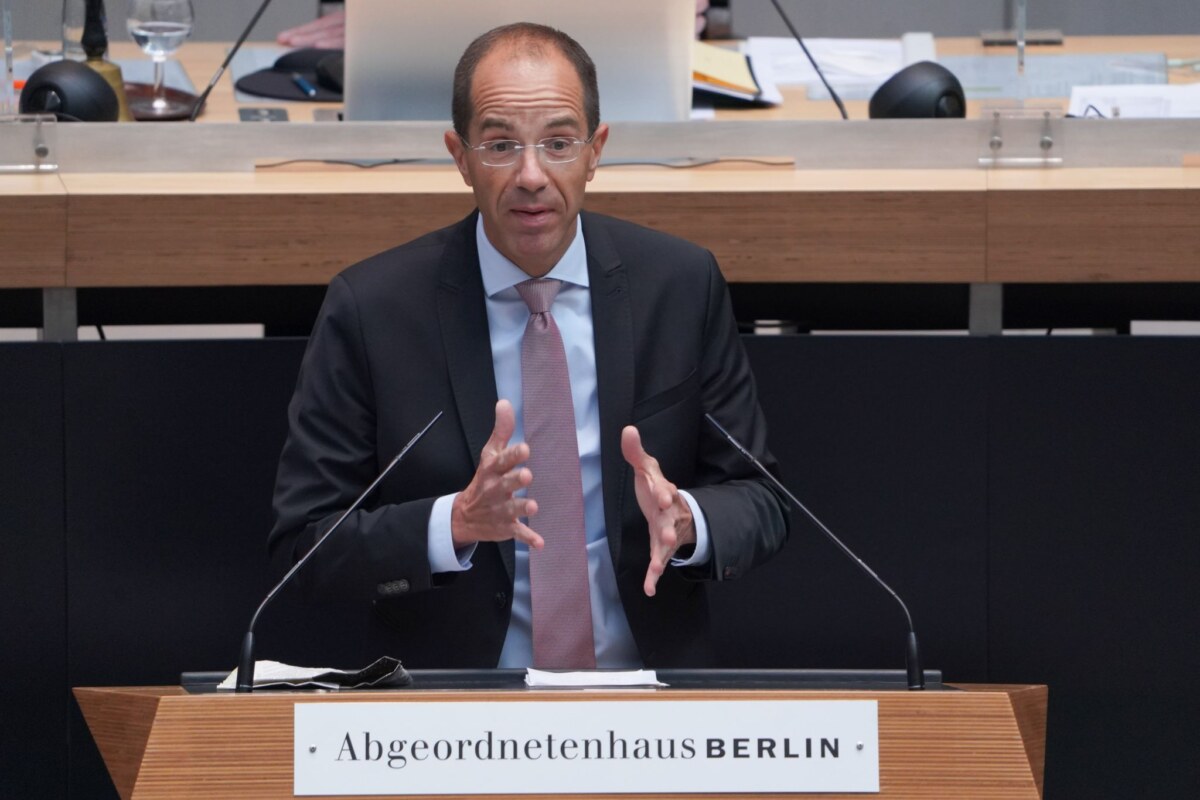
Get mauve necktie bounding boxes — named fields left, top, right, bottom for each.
left=516, top=278, right=596, bottom=669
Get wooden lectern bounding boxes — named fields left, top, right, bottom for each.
left=76, top=676, right=1046, bottom=799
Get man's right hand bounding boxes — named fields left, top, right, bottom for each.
left=276, top=10, right=346, bottom=49
left=451, top=400, right=544, bottom=551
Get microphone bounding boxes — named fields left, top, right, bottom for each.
left=767, top=0, right=848, bottom=120
left=704, top=413, right=925, bottom=690
left=188, top=0, right=277, bottom=121
left=235, top=410, right=444, bottom=692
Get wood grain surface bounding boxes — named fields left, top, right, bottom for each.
left=56, top=168, right=988, bottom=286
left=9, top=36, right=1198, bottom=290
left=36, top=161, right=1199, bottom=288
left=0, top=175, right=68, bottom=288
left=76, top=684, right=1046, bottom=800
left=986, top=169, right=1200, bottom=282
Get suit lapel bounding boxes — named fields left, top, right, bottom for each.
left=436, top=213, right=515, bottom=578
left=583, top=213, right=634, bottom=567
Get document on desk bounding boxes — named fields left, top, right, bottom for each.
left=692, top=40, right=782, bottom=105
left=744, top=33, right=934, bottom=101
left=941, top=53, right=1166, bottom=100
left=1068, top=83, right=1200, bottom=118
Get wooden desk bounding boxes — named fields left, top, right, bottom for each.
left=728, top=35, right=1200, bottom=121
left=4, top=37, right=1200, bottom=337
left=47, top=163, right=1200, bottom=289
left=56, top=168, right=989, bottom=287
left=159, top=36, right=1198, bottom=124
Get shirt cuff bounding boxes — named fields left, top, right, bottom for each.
left=428, top=492, right=475, bottom=573
left=671, top=490, right=711, bottom=567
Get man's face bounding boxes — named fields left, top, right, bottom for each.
left=445, top=46, right=608, bottom=278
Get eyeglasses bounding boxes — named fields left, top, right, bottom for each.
left=461, top=136, right=594, bottom=167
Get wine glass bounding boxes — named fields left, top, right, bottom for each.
left=126, top=0, right=194, bottom=119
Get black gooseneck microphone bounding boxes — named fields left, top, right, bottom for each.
left=235, top=411, right=443, bottom=692
left=188, top=0, right=277, bottom=121
left=767, top=0, right=849, bottom=120
left=704, top=413, right=925, bottom=690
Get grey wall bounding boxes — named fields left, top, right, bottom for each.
left=730, top=0, right=1199, bottom=38
left=14, top=1, right=1199, bottom=43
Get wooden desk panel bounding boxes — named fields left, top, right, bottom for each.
left=0, top=175, right=68, bottom=288
left=62, top=172, right=476, bottom=286
left=589, top=169, right=988, bottom=283
left=66, top=192, right=470, bottom=286
left=45, top=163, right=1200, bottom=288
left=10, top=37, right=1200, bottom=291
left=986, top=169, right=1200, bottom=283
left=587, top=189, right=987, bottom=283
left=58, top=168, right=987, bottom=286
left=76, top=684, right=1047, bottom=800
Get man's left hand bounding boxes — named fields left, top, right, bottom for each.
left=621, top=426, right=696, bottom=597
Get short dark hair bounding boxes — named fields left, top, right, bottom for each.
left=451, top=23, right=600, bottom=139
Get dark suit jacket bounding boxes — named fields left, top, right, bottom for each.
left=269, top=210, right=789, bottom=668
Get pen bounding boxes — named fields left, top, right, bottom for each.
left=290, top=72, right=317, bottom=98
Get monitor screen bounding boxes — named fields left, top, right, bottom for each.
left=343, top=0, right=694, bottom=122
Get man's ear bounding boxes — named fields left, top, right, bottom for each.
left=444, top=130, right=473, bottom=186
left=584, top=123, right=609, bottom=181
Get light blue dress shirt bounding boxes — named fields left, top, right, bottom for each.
left=425, top=216, right=710, bottom=668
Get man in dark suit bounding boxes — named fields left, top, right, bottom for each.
left=270, top=22, right=788, bottom=669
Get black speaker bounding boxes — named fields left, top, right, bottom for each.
left=19, top=60, right=119, bottom=122
left=869, top=61, right=965, bottom=119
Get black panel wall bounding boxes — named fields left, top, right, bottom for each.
left=0, top=336, right=1197, bottom=798
left=721, top=338, right=990, bottom=682
left=61, top=340, right=307, bottom=800
left=986, top=340, right=1200, bottom=798
left=0, top=345, right=66, bottom=799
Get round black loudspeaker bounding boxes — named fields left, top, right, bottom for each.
left=868, top=61, right=966, bottom=119
left=19, top=60, right=120, bottom=122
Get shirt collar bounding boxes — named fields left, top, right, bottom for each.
left=477, top=214, right=589, bottom=298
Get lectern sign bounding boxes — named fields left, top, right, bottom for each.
left=294, top=699, right=879, bottom=795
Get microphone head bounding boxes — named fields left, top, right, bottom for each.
left=19, top=60, right=120, bottom=122
left=869, top=61, right=965, bottom=119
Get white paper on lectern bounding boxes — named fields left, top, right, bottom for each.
left=217, top=660, right=342, bottom=690
left=524, top=668, right=667, bottom=687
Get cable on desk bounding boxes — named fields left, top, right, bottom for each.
left=1065, top=104, right=1108, bottom=119
left=254, top=158, right=429, bottom=169
left=599, top=158, right=793, bottom=169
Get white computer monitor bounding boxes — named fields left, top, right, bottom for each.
left=343, top=0, right=694, bottom=122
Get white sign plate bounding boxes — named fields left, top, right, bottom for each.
left=294, top=699, right=879, bottom=795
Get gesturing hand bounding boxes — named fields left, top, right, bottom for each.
left=621, top=425, right=695, bottom=597
left=451, top=400, right=544, bottom=551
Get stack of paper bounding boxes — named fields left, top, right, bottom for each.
left=1068, top=83, right=1200, bottom=118
left=743, top=33, right=935, bottom=101
left=525, top=669, right=667, bottom=688
left=693, top=40, right=779, bottom=104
